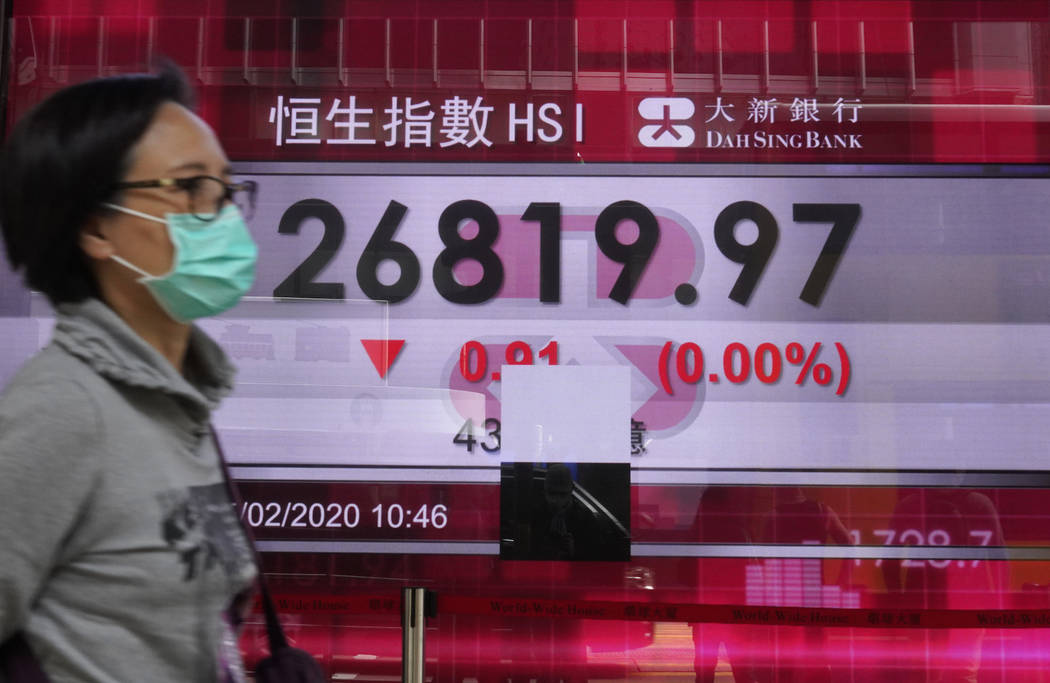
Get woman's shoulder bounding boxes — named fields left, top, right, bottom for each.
left=4, top=339, right=98, bottom=385
left=0, top=343, right=104, bottom=434
left=0, top=346, right=107, bottom=509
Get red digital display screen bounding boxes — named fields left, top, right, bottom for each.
left=6, top=1, right=1050, bottom=163
left=4, top=1, right=1050, bottom=681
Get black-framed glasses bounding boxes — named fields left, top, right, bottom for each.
left=113, top=175, right=258, bottom=221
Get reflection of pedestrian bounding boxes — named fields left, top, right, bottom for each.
left=497, top=464, right=629, bottom=682
left=498, top=464, right=594, bottom=682
left=531, top=464, right=609, bottom=561
left=691, top=486, right=759, bottom=683
left=882, top=487, right=1005, bottom=683
left=763, top=487, right=851, bottom=547
left=760, top=488, right=851, bottom=683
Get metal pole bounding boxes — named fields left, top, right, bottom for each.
left=0, top=0, right=11, bottom=141
left=401, top=587, right=427, bottom=683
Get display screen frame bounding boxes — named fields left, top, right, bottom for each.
left=4, top=1, right=1050, bottom=681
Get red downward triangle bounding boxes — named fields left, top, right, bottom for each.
left=361, top=339, right=405, bottom=379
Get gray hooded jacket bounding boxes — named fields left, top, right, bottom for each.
left=0, top=298, right=256, bottom=682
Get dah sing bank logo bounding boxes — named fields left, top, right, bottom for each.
left=637, top=96, right=863, bottom=150
left=638, top=98, right=696, bottom=147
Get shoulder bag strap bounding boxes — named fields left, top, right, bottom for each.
left=0, top=632, right=52, bottom=683
left=211, top=426, right=289, bottom=653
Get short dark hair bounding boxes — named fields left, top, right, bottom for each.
left=0, top=63, right=193, bottom=305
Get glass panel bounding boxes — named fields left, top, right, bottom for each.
left=4, top=3, right=1050, bottom=683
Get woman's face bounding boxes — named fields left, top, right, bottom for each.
left=87, top=102, right=232, bottom=311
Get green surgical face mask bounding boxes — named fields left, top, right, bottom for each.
left=102, top=203, right=258, bottom=322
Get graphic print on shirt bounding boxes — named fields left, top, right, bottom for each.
left=158, top=483, right=254, bottom=582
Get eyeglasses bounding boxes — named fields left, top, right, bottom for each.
left=113, top=175, right=258, bottom=221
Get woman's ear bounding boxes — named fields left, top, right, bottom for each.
left=79, top=217, right=115, bottom=261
